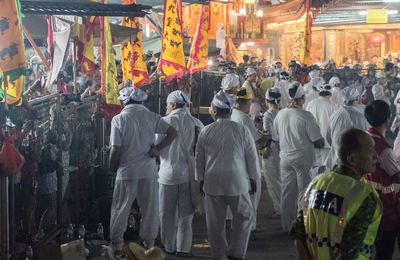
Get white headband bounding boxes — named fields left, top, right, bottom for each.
left=118, top=87, right=148, bottom=104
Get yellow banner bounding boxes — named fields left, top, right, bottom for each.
left=187, top=5, right=209, bottom=73
left=0, top=0, right=26, bottom=78
left=120, top=15, right=149, bottom=86
left=0, top=75, right=23, bottom=105
left=72, top=17, right=95, bottom=74
left=160, top=0, right=186, bottom=82
left=101, top=16, right=119, bottom=105
left=299, top=11, right=312, bottom=66
left=367, top=9, right=388, bottom=24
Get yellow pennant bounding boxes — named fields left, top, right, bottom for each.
left=72, top=17, right=95, bottom=74
left=101, top=16, right=120, bottom=105
left=0, top=75, right=24, bottom=105
left=160, top=0, right=186, bottom=82
left=299, top=4, right=312, bottom=66
left=187, top=5, right=209, bottom=74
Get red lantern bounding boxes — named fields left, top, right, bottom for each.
left=368, top=33, right=385, bottom=45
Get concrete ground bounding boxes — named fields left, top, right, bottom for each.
left=167, top=178, right=297, bottom=260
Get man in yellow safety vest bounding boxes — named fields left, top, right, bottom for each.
left=291, top=128, right=383, bottom=260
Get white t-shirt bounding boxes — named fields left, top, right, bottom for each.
left=272, top=108, right=322, bottom=158
left=372, top=84, right=391, bottom=105
left=110, top=104, right=171, bottom=180
left=157, top=107, right=204, bottom=185
left=216, top=29, right=226, bottom=49
left=306, top=97, right=336, bottom=148
left=195, top=118, right=260, bottom=196
left=304, top=92, right=319, bottom=109
left=231, top=109, right=262, bottom=141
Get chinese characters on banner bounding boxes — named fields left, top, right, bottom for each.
left=187, top=5, right=209, bottom=74
left=160, top=0, right=186, bottom=82
left=0, top=0, right=25, bottom=105
left=121, top=0, right=149, bottom=87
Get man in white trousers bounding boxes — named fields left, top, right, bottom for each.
left=109, top=87, right=177, bottom=255
left=157, top=90, right=204, bottom=256
left=272, top=82, right=324, bottom=232
left=325, top=86, right=370, bottom=169
left=196, top=90, right=260, bottom=260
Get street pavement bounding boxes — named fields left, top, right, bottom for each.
left=167, top=178, right=297, bottom=260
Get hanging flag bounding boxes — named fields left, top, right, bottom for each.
left=100, top=16, right=120, bottom=105
left=159, top=0, right=186, bottom=82
left=187, top=5, right=209, bottom=74
left=299, top=0, right=312, bottom=66
left=120, top=0, right=149, bottom=87
left=72, top=16, right=95, bottom=74
left=0, top=0, right=25, bottom=105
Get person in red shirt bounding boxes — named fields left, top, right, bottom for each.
left=364, top=100, right=400, bottom=260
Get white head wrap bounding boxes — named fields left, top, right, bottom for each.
left=342, top=87, right=360, bottom=102
left=166, top=90, right=190, bottom=104
left=217, top=23, right=224, bottom=30
left=245, top=68, right=256, bottom=76
left=309, top=70, right=319, bottom=79
left=288, top=82, right=305, bottom=99
left=268, top=67, right=276, bottom=76
left=118, top=87, right=148, bottom=104
left=376, top=71, right=385, bottom=79
left=310, top=77, right=325, bottom=90
left=212, top=90, right=236, bottom=109
left=221, top=73, right=240, bottom=91
left=318, top=84, right=332, bottom=93
left=329, top=76, right=340, bottom=86
left=265, top=87, right=281, bottom=101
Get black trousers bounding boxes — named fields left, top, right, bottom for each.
left=374, top=229, right=400, bottom=260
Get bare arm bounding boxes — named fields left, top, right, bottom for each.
left=149, top=126, right=178, bottom=157
left=109, top=145, right=122, bottom=172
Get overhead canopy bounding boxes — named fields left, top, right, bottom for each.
left=23, top=15, right=137, bottom=45
left=314, top=0, right=400, bottom=26
left=20, top=0, right=150, bottom=17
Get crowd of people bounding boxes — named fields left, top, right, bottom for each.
left=107, top=56, right=400, bottom=260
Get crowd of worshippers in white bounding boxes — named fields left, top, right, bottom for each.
left=107, top=66, right=399, bottom=259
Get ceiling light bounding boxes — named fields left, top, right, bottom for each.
left=384, top=0, right=400, bottom=2
left=239, top=8, right=246, bottom=15
left=388, top=10, right=399, bottom=15
left=208, top=60, right=213, bottom=66
left=247, top=42, right=254, bottom=46
left=358, top=11, right=367, bottom=15
left=256, top=10, right=263, bottom=17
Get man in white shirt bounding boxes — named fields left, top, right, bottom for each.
left=305, top=84, right=336, bottom=166
left=272, top=82, right=324, bottom=232
left=109, top=87, right=177, bottom=254
left=325, top=87, right=370, bottom=169
left=195, top=90, right=260, bottom=260
left=303, top=77, right=324, bottom=108
left=216, top=23, right=227, bottom=59
left=303, top=69, right=320, bottom=95
left=157, top=90, right=204, bottom=256
left=329, top=76, right=344, bottom=110
left=373, top=71, right=392, bottom=105
left=231, top=87, right=268, bottom=230
left=243, top=68, right=261, bottom=119
left=276, top=72, right=291, bottom=108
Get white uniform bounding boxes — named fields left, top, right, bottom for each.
left=324, top=105, right=369, bottom=169
left=231, top=109, right=262, bottom=229
left=195, top=118, right=260, bottom=259
left=157, top=107, right=204, bottom=253
left=216, top=28, right=226, bottom=58
left=272, top=108, right=322, bottom=232
left=109, top=104, right=171, bottom=248
left=306, top=97, right=336, bottom=166
left=303, top=92, right=319, bottom=109
left=242, top=80, right=261, bottom=120
left=275, top=80, right=290, bottom=108
left=372, top=84, right=391, bottom=105
left=262, top=109, right=281, bottom=213
left=331, top=87, right=344, bottom=110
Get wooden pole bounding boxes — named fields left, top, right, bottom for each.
left=22, top=25, right=51, bottom=71
left=72, top=42, right=77, bottom=94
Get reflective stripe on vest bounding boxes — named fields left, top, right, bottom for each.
left=303, top=170, right=382, bottom=260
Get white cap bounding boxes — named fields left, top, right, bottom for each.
left=318, top=84, right=332, bottom=93
left=265, top=87, right=281, bottom=101
left=376, top=71, right=385, bottom=79
left=329, top=76, right=340, bottom=86
left=166, top=90, right=190, bottom=104
left=212, top=90, right=236, bottom=109
left=245, top=68, right=257, bottom=76
left=309, top=70, right=319, bottom=79
left=118, top=87, right=148, bottom=104
left=268, top=67, right=276, bottom=75
left=288, top=82, right=305, bottom=99
left=221, top=73, right=240, bottom=91
left=342, top=87, right=360, bottom=102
